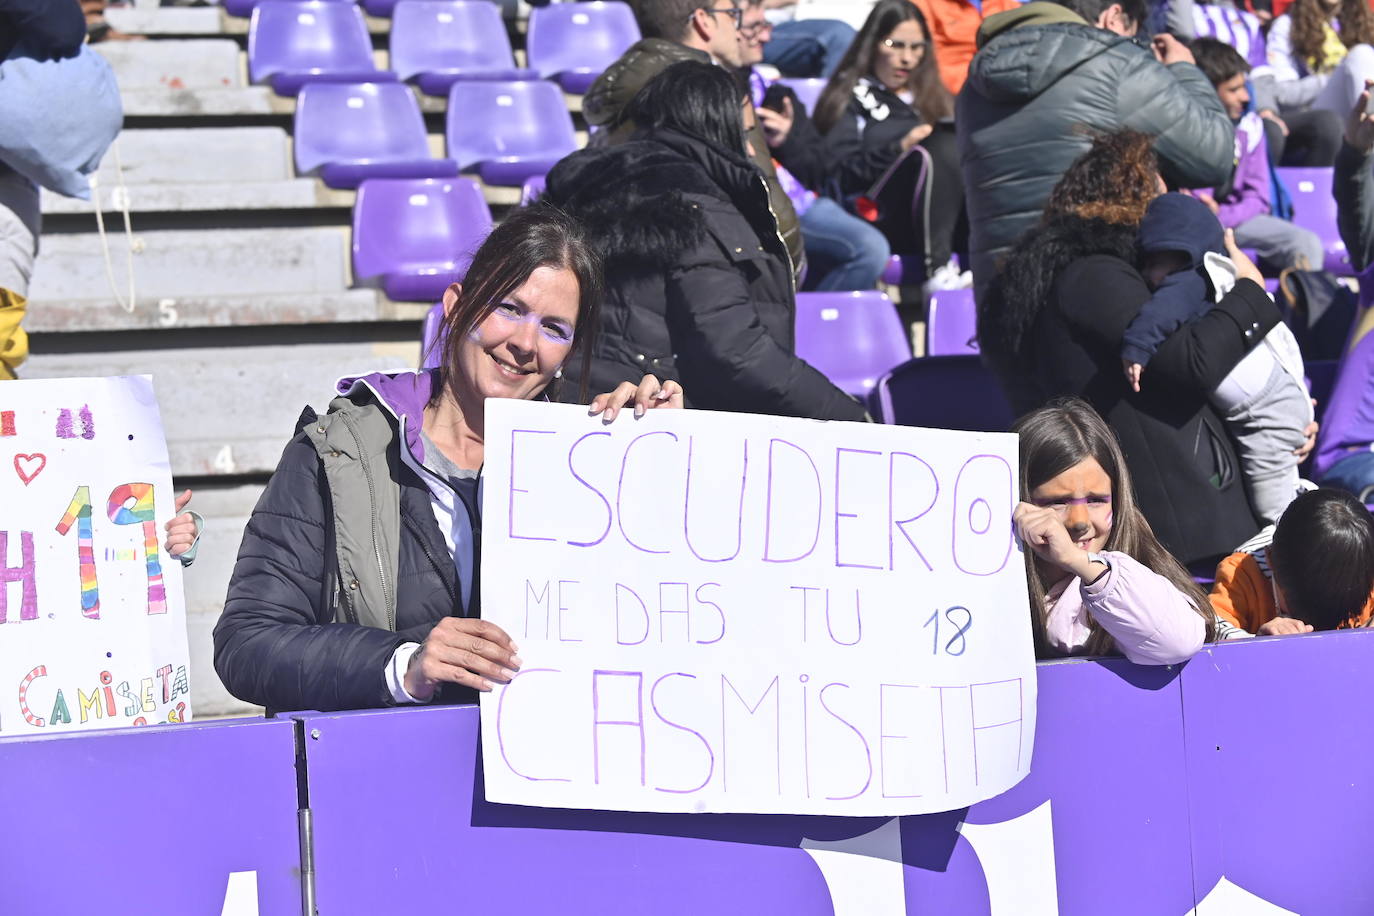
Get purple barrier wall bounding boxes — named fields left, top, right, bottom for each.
left=0, top=716, right=301, bottom=915
left=8, top=633, right=1374, bottom=913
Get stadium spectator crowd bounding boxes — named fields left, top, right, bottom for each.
left=15, top=0, right=1370, bottom=709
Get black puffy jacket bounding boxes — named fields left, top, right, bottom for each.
left=545, top=127, right=867, bottom=422
left=957, top=3, right=1235, bottom=301
left=819, top=77, right=924, bottom=201
left=214, top=388, right=478, bottom=713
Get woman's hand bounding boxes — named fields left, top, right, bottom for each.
left=758, top=97, right=794, bottom=149
left=1294, top=417, right=1319, bottom=459
left=404, top=617, right=521, bottom=699
left=1346, top=79, right=1374, bottom=155
left=588, top=375, right=684, bottom=422
left=1013, top=502, right=1102, bottom=581
left=899, top=123, right=933, bottom=152
left=1224, top=229, right=1265, bottom=288
left=1257, top=616, right=1314, bottom=636
left=163, top=489, right=197, bottom=557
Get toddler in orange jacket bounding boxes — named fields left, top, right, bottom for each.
left=1210, top=488, right=1374, bottom=634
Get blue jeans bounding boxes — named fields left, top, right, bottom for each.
left=762, top=19, right=856, bottom=78
left=799, top=197, right=890, bottom=292
left=1318, top=450, right=1374, bottom=501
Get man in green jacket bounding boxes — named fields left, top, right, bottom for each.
left=584, top=0, right=805, bottom=279
left=958, top=0, right=1236, bottom=303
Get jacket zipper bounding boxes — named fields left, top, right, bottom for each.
left=401, top=510, right=461, bottom=616
left=337, top=411, right=395, bottom=631
left=758, top=174, right=796, bottom=299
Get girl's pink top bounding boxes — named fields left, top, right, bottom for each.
left=1042, top=551, right=1205, bottom=665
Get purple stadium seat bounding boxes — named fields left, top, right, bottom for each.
left=868, top=355, right=1014, bottom=431
left=794, top=290, right=911, bottom=396
left=1278, top=167, right=1352, bottom=275
left=295, top=82, right=458, bottom=189
left=391, top=0, right=535, bottom=96
left=526, top=1, right=640, bottom=95
left=353, top=177, right=493, bottom=301
left=362, top=0, right=400, bottom=15
left=520, top=174, right=547, bottom=206
left=421, top=301, right=446, bottom=368
left=778, top=77, right=825, bottom=115
left=446, top=80, right=578, bottom=187
left=249, top=1, right=395, bottom=96
left=927, top=288, right=978, bottom=356
left=225, top=0, right=354, bottom=18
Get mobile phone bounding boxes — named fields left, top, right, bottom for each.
left=761, top=83, right=790, bottom=114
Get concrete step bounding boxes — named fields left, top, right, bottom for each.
left=121, top=86, right=292, bottom=117
left=94, top=39, right=244, bottom=92
left=30, top=226, right=355, bottom=304
left=176, top=480, right=265, bottom=717
left=20, top=340, right=419, bottom=476
left=88, top=127, right=295, bottom=185
left=43, top=179, right=354, bottom=215
left=105, top=5, right=230, bottom=36
left=21, top=289, right=428, bottom=334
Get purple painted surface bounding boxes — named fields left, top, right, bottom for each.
left=0, top=717, right=300, bottom=913
left=794, top=290, right=911, bottom=396
left=899, top=657, right=1194, bottom=914
left=927, top=288, right=978, bottom=357
left=1183, top=631, right=1374, bottom=914
left=298, top=704, right=839, bottom=914
left=445, top=81, right=578, bottom=187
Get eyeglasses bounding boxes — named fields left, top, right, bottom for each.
left=696, top=5, right=743, bottom=29
left=1030, top=494, right=1113, bottom=518
left=739, top=19, right=773, bottom=38
left=881, top=38, right=930, bottom=54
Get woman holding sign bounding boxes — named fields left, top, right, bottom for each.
left=1012, top=398, right=1215, bottom=663
left=214, top=204, right=682, bottom=713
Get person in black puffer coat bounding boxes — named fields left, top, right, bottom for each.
left=546, top=61, right=867, bottom=422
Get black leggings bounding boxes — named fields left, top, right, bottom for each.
left=1263, top=108, right=1343, bottom=167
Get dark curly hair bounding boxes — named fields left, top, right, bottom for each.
left=979, top=130, right=1159, bottom=383
left=1289, top=0, right=1374, bottom=75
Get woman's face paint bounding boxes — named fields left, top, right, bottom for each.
left=1028, top=457, right=1114, bottom=555
left=455, top=266, right=580, bottom=404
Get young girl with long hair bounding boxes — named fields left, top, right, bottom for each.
left=811, top=0, right=965, bottom=291
left=1267, top=0, right=1374, bottom=117
left=1013, top=398, right=1214, bottom=662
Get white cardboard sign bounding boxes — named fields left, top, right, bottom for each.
left=479, top=401, right=1034, bottom=816
left=0, top=376, right=192, bottom=735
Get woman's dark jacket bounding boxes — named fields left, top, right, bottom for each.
left=1023, top=249, right=1280, bottom=565
left=214, top=372, right=478, bottom=713
left=819, top=77, right=925, bottom=200
left=545, top=127, right=866, bottom=422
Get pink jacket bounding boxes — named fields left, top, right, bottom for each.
left=1043, top=551, right=1206, bottom=665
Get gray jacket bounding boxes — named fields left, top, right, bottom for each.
left=957, top=2, right=1236, bottom=301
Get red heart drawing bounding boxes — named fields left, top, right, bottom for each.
left=13, top=453, right=46, bottom=485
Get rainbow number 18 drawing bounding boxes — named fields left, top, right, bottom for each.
left=0, top=376, right=192, bottom=736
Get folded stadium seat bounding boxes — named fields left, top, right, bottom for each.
left=249, top=1, right=396, bottom=96
left=868, top=355, right=1014, bottom=430
left=926, top=288, right=978, bottom=356
left=295, top=82, right=459, bottom=189
left=777, top=77, right=825, bottom=115
left=794, top=290, right=912, bottom=397
left=446, top=81, right=579, bottom=187
left=225, top=0, right=354, bottom=18
left=391, top=0, right=536, bottom=96
left=1278, top=167, right=1353, bottom=275
left=520, top=174, right=546, bottom=206
left=353, top=177, right=493, bottom=301
left=526, top=1, right=640, bottom=95
left=420, top=301, right=446, bottom=368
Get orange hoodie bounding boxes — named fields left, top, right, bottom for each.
left=911, top=0, right=1025, bottom=95
left=1208, top=549, right=1374, bottom=633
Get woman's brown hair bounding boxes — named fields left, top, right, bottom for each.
left=812, top=0, right=953, bottom=135
left=1012, top=398, right=1216, bottom=658
left=1289, top=0, right=1374, bottom=74
left=1043, top=129, right=1160, bottom=226
left=427, top=201, right=604, bottom=408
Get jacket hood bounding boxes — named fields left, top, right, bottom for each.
left=968, top=7, right=1129, bottom=104
left=335, top=369, right=438, bottom=463
left=1138, top=193, right=1226, bottom=266
left=546, top=128, right=760, bottom=267
left=582, top=39, right=711, bottom=128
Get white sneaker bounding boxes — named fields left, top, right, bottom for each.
left=923, top=258, right=973, bottom=297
